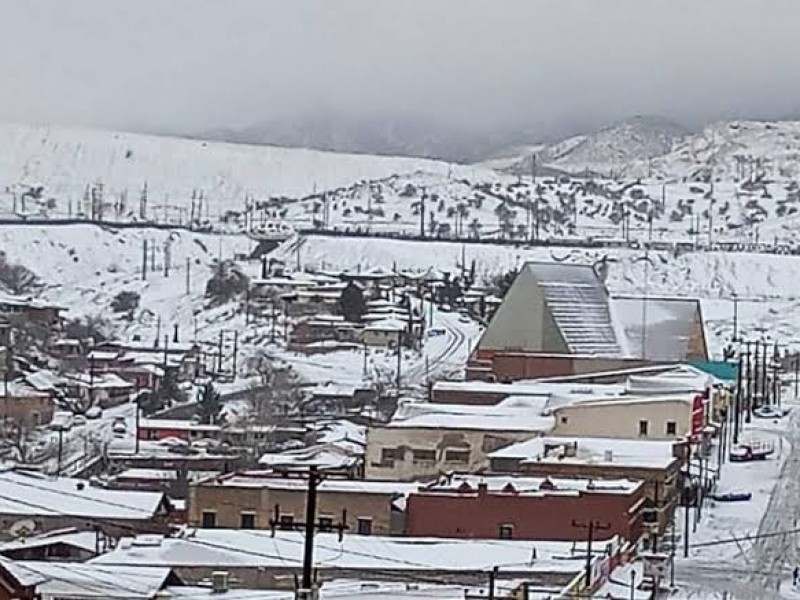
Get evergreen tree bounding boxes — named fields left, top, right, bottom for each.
left=196, top=383, right=222, bottom=425
left=338, top=281, right=365, bottom=323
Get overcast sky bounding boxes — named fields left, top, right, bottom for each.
left=2, top=0, right=800, bottom=138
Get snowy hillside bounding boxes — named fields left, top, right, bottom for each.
left=0, top=122, right=487, bottom=221
left=275, top=234, right=800, bottom=356
left=494, top=117, right=800, bottom=182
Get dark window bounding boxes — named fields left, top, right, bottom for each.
left=666, top=421, right=677, bottom=435
left=381, top=448, right=404, bottom=463
left=357, top=518, right=373, bottom=535
left=318, top=516, right=334, bottom=532
left=201, top=511, right=216, bottom=528
left=639, top=420, right=649, bottom=436
left=560, top=416, right=568, bottom=424
left=444, top=449, right=470, bottom=463
left=279, top=514, right=294, bottom=530
left=240, top=513, right=256, bottom=529
left=412, top=449, right=436, bottom=462
left=498, top=524, right=514, bottom=539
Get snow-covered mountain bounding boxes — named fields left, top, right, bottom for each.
left=497, top=115, right=689, bottom=176
left=0, top=122, right=487, bottom=219
left=497, top=117, right=800, bottom=182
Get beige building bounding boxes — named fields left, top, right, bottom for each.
left=365, top=396, right=554, bottom=481
left=551, top=394, right=698, bottom=441
left=358, top=318, right=406, bottom=347
left=189, top=473, right=419, bottom=535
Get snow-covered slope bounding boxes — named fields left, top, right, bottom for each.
left=497, top=116, right=688, bottom=176
left=0, top=122, right=485, bottom=219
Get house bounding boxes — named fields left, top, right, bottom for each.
left=488, top=436, right=686, bottom=534
left=405, top=473, right=645, bottom=543
left=64, top=372, right=135, bottom=408
left=189, top=472, right=420, bottom=535
left=0, top=381, right=54, bottom=426
left=0, top=529, right=102, bottom=562
left=92, top=528, right=622, bottom=591
left=289, top=315, right=360, bottom=349
left=0, top=558, right=181, bottom=600
left=0, top=469, right=175, bottom=537
left=467, top=262, right=708, bottom=382
left=107, top=438, right=248, bottom=475
left=358, top=318, right=407, bottom=347
left=365, top=397, right=553, bottom=481
left=137, top=418, right=274, bottom=448
left=0, top=296, right=64, bottom=329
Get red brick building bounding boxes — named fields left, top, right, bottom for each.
left=405, top=474, right=645, bottom=543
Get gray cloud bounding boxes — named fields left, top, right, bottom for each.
left=2, top=0, right=800, bottom=140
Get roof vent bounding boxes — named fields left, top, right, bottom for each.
left=539, top=478, right=555, bottom=491
left=76, top=482, right=85, bottom=491
left=604, top=449, right=613, bottom=463
left=212, top=571, right=229, bottom=594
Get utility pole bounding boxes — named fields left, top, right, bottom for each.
left=56, top=427, right=64, bottom=476
left=300, top=466, right=321, bottom=596
left=683, top=476, right=691, bottom=557
left=420, top=190, right=426, bottom=239
left=488, top=566, right=499, bottom=600
left=232, top=331, right=238, bottom=379
left=185, top=258, right=191, bottom=295
left=732, top=295, right=739, bottom=341
left=396, top=330, right=402, bottom=390
left=571, top=520, right=610, bottom=590
left=733, top=356, right=742, bottom=444
left=142, top=240, right=148, bottom=281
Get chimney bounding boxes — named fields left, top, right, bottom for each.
left=604, top=449, right=613, bottom=463
left=211, top=571, right=229, bottom=594
left=477, top=482, right=488, bottom=496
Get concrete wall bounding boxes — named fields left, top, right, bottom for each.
left=365, top=426, right=537, bottom=481
left=405, top=485, right=644, bottom=542
left=0, top=395, right=53, bottom=426
left=551, top=399, right=692, bottom=440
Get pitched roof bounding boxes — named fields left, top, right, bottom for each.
left=611, top=295, right=705, bottom=361
left=528, top=263, right=623, bottom=355
left=0, top=469, right=167, bottom=520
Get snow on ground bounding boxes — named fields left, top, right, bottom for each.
left=276, top=234, right=800, bottom=356
left=0, top=122, right=490, bottom=221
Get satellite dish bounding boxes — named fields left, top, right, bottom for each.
left=9, top=519, right=36, bottom=538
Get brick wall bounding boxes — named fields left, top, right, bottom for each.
left=405, top=485, right=644, bottom=542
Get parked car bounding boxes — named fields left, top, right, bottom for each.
left=427, top=328, right=446, bottom=337
left=72, top=415, right=87, bottom=426
left=753, top=406, right=788, bottom=419
left=85, top=406, right=102, bottom=420
left=112, top=417, right=127, bottom=435
left=49, top=411, right=74, bottom=431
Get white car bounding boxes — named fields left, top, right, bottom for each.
left=85, top=406, right=102, bottom=420
left=112, top=419, right=127, bottom=435
left=49, top=411, right=74, bottom=431
left=72, top=414, right=87, bottom=426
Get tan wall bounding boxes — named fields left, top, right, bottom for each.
left=188, top=484, right=396, bottom=535
left=0, top=396, right=53, bottom=426
left=359, top=329, right=401, bottom=347
left=365, top=426, right=537, bottom=481
left=551, top=399, right=692, bottom=440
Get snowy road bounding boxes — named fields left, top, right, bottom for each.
left=748, top=408, right=800, bottom=592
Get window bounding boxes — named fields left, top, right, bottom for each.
left=381, top=448, right=404, bottom=463
left=412, top=449, right=436, bottom=462
left=279, top=514, right=294, bottom=530
left=240, top=512, right=256, bottom=529
left=318, top=516, right=334, bottom=532
left=357, top=518, right=373, bottom=535
left=201, top=511, right=217, bottom=528
left=666, top=421, right=677, bottom=435
left=639, top=420, right=649, bottom=437
left=444, top=449, right=470, bottom=463
left=498, top=524, right=514, bottom=539
left=560, top=416, right=568, bottom=425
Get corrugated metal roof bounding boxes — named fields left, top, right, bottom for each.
left=528, top=263, right=623, bottom=356
left=611, top=296, right=700, bottom=361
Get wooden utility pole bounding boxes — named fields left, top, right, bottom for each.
left=301, top=466, right=321, bottom=595
left=572, top=519, right=610, bottom=590
left=142, top=240, right=148, bottom=281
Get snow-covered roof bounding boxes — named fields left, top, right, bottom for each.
left=259, top=443, right=362, bottom=470
left=0, top=470, right=167, bottom=520
left=65, top=372, right=134, bottom=390
left=363, top=317, right=406, bottom=332
left=23, top=370, right=66, bottom=392
left=528, top=262, right=624, bottom=356
left=0, top=380, right=50, bottom=398
left=489, top=435, right=680, bottom=470
left=114, top=468, right=219, bottom=483
left=93, top=529, right=611, bottom=575
left=202, top=472, right=420, bottom=497
left=420, top=473, right=643, bottom=496
left=387, top=396, right=554, bottom=433
left=0, top=559, right=175, bottom=598
left=611, top=295, right=704, bottom=361
left=0, top=528, right=99, bottom=556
